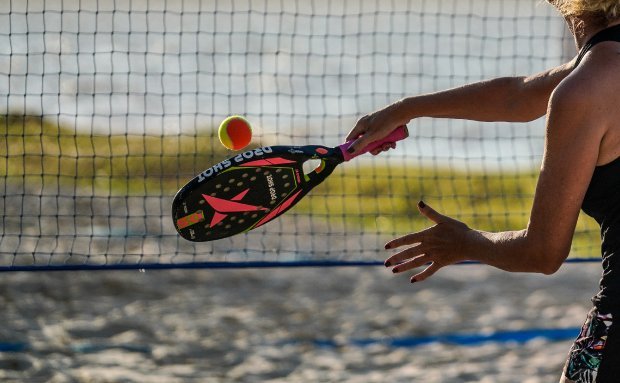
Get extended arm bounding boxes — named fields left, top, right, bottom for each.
left=347, top=60, right=576, bottom=154
left=399, top=63, right=575, bottom=122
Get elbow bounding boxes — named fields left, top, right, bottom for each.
left=537, top=259, right=563, bottom=275
left=522, top=230, right=569, bottom=275
left=534, top=249, right=568, bottom=275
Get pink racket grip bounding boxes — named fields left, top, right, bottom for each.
left=338, top=125, right=409, bottom=161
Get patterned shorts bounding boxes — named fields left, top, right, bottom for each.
left=563, top=307, right=616, bottom=383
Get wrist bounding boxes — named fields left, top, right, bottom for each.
left=397, top=96, right=422, bottom=120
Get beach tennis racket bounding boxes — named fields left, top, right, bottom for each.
left=172, top=125, right=408, bottom=242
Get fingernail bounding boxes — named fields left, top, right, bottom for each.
left=392, top=267, right=398, bottom=273
left=410, top=278, right=417, bottom=283
left=418, top=200, right=425, bottom=208
left=384, top=260, right=391, bottom=267
left=385, top=243, right=392, bottom=249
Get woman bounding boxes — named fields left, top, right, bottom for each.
left=346, top=1, right=620, bottom=381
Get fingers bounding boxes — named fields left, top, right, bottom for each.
left=384, top=243, right=426, bottom=266
left=389, top=254, right=432, bottom=272
left=384, top=201, right=462, bottom=283
left=411, top=262, right=443, bottom=283
left=387, top=253, right=445, bottom=284
left=345, top=117, right=368, bottom=142
left=347, top=132, right=379, bottom=155
left=346, top=116, right=385, bottom=155
left=384, top=202, right=448, bottom=251
left=370, top=142, right=396, bottom=156
left=385, top=226, right=432, bottom=250
left=346, top=116, right=373, bottom=147
left=388, top=256, right=444, bottom=284
left=417, top=201, right=450, bottom=224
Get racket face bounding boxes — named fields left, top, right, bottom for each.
left=172, top=145, right=342, bottom=241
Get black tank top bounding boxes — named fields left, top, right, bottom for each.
left=576, top=23, right=620, bottom=311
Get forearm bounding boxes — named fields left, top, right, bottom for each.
left=400, top=77, right=543, bottom=122
left=396, top=62, right=574, bottom=123
left=468, top=229, right=565, bottom=275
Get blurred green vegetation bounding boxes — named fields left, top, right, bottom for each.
left=1, top=115, right=599, bottom=257
left=0, top=114, right=234, bottom=195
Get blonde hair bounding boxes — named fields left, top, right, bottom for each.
left=552, top=0, right=620, bottom=22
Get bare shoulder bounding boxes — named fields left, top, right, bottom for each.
left=549, top=42, right=620, bottom=164
left=554, top=42, right=620, bottom=107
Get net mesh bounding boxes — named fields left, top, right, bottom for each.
left=0, top=0, right=598, bottom=270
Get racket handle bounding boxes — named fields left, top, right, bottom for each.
left=338, top=125, right=409, bottom=161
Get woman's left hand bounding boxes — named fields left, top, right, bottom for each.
left=384, top=201, right=474, bottom=283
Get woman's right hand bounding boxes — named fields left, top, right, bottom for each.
left=345, top=99, right=412, bottom=155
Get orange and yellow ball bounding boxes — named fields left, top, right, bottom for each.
left=218, top=115, right=253, bottom=150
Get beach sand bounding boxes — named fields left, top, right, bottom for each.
left=0, top=260, right=601, bottom=382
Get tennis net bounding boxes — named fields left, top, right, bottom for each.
left=0, top=0, right=598, bottom=270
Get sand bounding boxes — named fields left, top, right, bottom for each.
left=0, top=260, right=602, bottom=382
